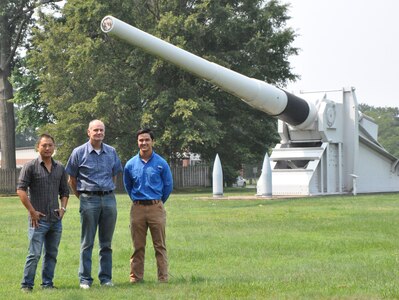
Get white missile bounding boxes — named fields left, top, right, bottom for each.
left=212, top=154, right=223, bottom=197
left=256, top=152, right=272, bottom=197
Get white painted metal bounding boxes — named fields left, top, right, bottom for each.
left=350, top=174, right=358, bottom=196
left=212, top=154, right=223, bottom=197
left=101, top=16, right=294, bottom=119
left=256, top=153, right=272, bottom=197
left=273, top=87, right=399, bottom=195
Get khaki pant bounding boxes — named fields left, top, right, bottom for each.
left=129, top=201, right=168, bottom=282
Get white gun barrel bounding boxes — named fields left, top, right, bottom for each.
left=101, top=16, right=317, bottom=128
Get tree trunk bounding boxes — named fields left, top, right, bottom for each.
left=0, top=67, right=16, bottom=169
left=0, top=9, right=16, bottom=170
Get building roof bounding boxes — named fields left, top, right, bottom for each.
left=0, top=147, right=37, bottom=168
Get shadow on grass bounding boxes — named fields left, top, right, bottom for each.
left=170, top=274, right=208, bottom=284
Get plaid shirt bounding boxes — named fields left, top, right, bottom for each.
left=17, top=157, right=69, bottom=221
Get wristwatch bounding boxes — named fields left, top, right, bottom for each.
left=61, top=207, right=67, bottom=212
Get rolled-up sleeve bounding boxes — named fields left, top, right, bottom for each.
left=59, top=169, right=70, bottom=198
left=17, top=163, right=32, bottom=191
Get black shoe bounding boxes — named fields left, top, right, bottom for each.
left=41, top=285, right=57, bottom=289
left=21, top=286, right=33, bottom=293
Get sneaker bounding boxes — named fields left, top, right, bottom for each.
left=79, top=283, right=90, bottom=289
left=101, top=281, right=114, bottom=287
left=21, top=286, right=33, bottom=293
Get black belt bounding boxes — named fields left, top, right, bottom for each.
left=134, top=200, right=161, bottom=205
left=80, top=190, right=113, bottom=196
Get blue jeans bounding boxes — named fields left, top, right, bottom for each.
left=21, top=218, right=62, bottom=288
left=79, top=193, right=117, bottom=285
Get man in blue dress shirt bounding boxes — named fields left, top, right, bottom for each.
left=123, top=128, right=173, bottom=283
left=66, top=120, right=122, bottom=289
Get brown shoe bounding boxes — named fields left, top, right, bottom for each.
left=129, top=278, right=143, bottom=284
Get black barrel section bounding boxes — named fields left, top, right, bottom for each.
left=275, top=90, right=310, bottom=126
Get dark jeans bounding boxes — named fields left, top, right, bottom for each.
left=79, top=192, right=117, bottom=285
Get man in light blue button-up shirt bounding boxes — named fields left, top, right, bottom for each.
left=66, top=120, right=122, bottom=289
left=123, top=128, right=173, bottom=283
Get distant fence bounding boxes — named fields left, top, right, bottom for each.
left=1, top=165, right=210, bottom=195
left=171, top=165, right=211, bottom=188
left=115, top=165, right=211, bottom=192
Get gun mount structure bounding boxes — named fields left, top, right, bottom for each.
left=101, top=16, right=399, bottom=195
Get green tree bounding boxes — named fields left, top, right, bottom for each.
left=15, top=122, right=37, bottom=147
left=12, top=57, right=43, bottom=148
left=0, top=0, right=62, bottom=169
left=359, top=104, right=399, bottom=158
left=12, top=56, right=54, bottom=134
left=27, top=0, right=297, bottom=184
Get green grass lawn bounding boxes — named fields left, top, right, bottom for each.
left=1, top=189, right=398, bottom=299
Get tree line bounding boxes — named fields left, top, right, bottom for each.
left=3, top=0, right=398, bottom=184
left=5, top=0, right=294, bottom=184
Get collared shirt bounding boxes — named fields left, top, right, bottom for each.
left=65, top=141, right=123, bottom=191
left=17, top=157, right=69, bottom=220
left=123, top=151, right=173, bottom=203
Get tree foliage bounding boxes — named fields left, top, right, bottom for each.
left=26, top=0, right=298, bottom=183
left=0, top=0, right=62, bottom=169
left=359, top=104, right=399, bottom=158
left=12, top=56, right=54, bottom=132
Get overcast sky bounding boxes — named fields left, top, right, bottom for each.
left=284, top=0, right=399, bottom=108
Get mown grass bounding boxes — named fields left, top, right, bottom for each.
left=1, top=189, right=398, bottom=299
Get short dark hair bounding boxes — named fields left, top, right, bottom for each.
left=36, top=133, right=55, bottom=148
left=136, top=128, right=154, bottom=140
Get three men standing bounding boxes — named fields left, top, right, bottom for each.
left=17, top=123, right=173, bottom=290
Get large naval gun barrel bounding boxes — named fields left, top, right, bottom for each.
left=101, top=16, right=317, bottom=128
